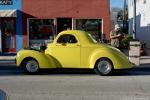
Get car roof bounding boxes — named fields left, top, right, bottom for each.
left=56, top=30, right=94, bottom=44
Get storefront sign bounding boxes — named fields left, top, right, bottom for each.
left=0, top=0, right=13, bottom=5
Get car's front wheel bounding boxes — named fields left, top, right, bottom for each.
left=23, top=59, right=39, bottom=73
left=94, top=58, right=113, bottom=76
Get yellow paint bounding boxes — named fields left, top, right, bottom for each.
left=16, top=30, right=133, bottom=70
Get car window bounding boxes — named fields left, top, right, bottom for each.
left=57, top=34, right=77, bottom=44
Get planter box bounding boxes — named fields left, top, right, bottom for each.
left=129, top=41, right=141, bottom=66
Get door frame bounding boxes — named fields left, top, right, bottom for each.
left=57, top=18, right=72, bottom=34
left=1, top=17, right=16, bottom=52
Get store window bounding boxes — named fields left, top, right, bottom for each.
left=76, top=19, right=102, bottom=42
left=29, top=19, right=55, bottom=49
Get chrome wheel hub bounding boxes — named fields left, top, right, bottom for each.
left=97, top=60, right=111, bottom=75
left=26, top=60, right=38, bottom=73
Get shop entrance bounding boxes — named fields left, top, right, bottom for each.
left=1, top=18, right=16, bottom=52
left=57, top=18, right=72, bottom=34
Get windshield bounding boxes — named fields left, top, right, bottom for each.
left=87, top=33, right=100, bottom=43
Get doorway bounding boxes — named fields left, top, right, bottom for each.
left=1, top=18, right=16, bottom=52
left=57, top=18, right=72, bottom=34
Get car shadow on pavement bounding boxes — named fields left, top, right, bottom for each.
left=39, top=69, right=96, bottom=76
left=112, top=64, right=150, bottom=76
left=0, top=64, right=150, bottom=76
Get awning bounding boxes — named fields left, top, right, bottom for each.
left=0, top=10, right=17, bottom=17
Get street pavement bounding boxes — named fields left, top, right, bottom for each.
left=0, top=56, right=150, bottom=100
left=1, top=66, right=150, bottom=100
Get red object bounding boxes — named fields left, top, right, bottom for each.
left=40, top=26, right=51, bottom=33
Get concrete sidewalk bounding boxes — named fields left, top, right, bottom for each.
left=140, top=56, right=150, bottom=64
left=0, top=56, right=15, bottom=61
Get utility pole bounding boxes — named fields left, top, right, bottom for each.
left=133, top=0, right=136, bottom=39
left=123, top=0, right=127, bottom=33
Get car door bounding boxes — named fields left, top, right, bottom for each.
left=51, top=34, right=81, bottom=68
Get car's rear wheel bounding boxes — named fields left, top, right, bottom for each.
left=94, top=58, right=113, bottom=76
left=23, top=59, right=39, bottom=73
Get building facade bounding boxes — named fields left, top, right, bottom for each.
left=0, top=0, right=22, bottom=53
left=0, top=0, right=110, bottom=53
left=128, top=0, right=150, bottom=54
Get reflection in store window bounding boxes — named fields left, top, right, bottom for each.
left=29, top=19, right=55, bottom=49
left=76, top=19, right=102, bottom=42
left=4, top=20, right=14, bottom=48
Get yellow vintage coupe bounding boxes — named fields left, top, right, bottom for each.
left=16, top=30, right=133, bottom=75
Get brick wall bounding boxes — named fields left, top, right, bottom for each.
left=22, top=0, right=110, bottom=47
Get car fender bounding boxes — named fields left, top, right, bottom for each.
left=89, top=49, right=114, bottom=69
left=16, top=50, right=61, bottom=68
left=89, top=48, right=130, bottom=69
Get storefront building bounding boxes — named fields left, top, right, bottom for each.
left=22, top=0, right=110, bottom=49
left=0, top=0, right=110, bottom=53
left=0, top=0, right=22, bottom=53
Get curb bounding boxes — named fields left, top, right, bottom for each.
left=0, top=56, right=15, bottom=61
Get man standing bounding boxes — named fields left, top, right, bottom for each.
left=110, top=24, right=123, bottom=49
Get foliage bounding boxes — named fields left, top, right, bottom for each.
left=23, top=45, right=30, bottom=50
left=121, top=34, right=134, bottom=48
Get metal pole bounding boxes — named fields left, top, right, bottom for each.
left=133, top=0, right=136, bottom=39
left=123, top=0, right=128, bottom=33
left=123, top=0, right=126, bottom=32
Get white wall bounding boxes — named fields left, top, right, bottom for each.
left=128, top=0, right=150, bottom=55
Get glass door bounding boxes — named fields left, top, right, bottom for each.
left=57, top=18, right=72, bottom=34
left=1, top=18, right=16, bottom=52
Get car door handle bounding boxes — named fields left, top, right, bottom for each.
left=56, top=43, right=67, bottom=46
left=76, top=44, right=80, bottom=46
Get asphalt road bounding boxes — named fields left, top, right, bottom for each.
left=0, top=62, right=150, bottom=100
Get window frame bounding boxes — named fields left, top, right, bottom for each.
left=57, top=34, right=78, bottom=44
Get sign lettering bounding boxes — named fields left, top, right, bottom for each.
left=0, top=0, right=13, bottom=5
